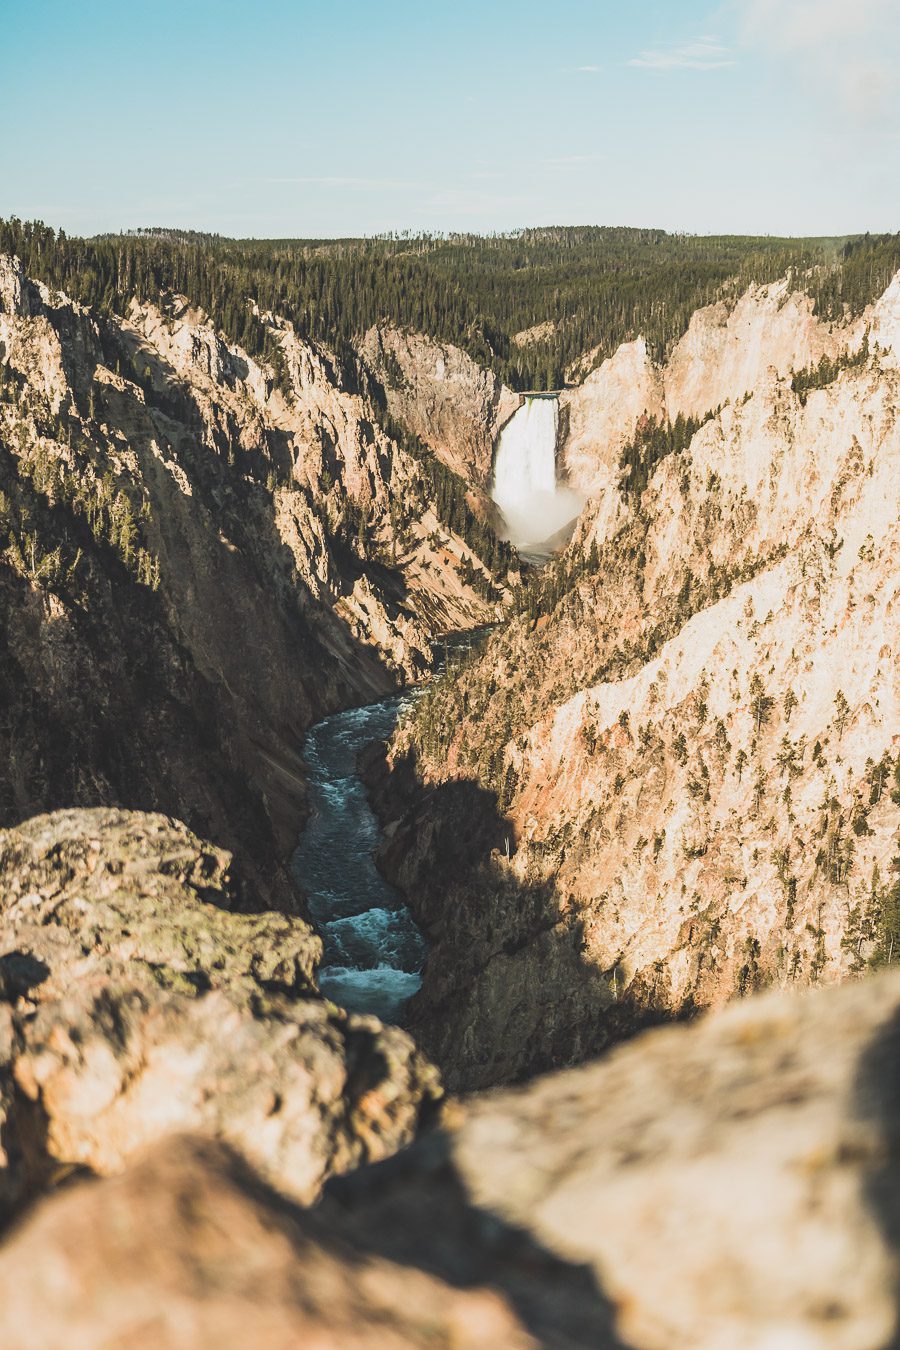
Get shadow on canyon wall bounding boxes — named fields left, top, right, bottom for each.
left=857, top=1006, right=900, bottom=1349
left=0, top=331, right=411, bottom=921
left=369, top=744, right=677, bottom=1094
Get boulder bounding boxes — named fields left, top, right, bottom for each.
left=0, top=809, right=440, bottom=1215
left=0, top=1135, right=532, bottom=1350
left=327, top=971, right=900, bottom=1350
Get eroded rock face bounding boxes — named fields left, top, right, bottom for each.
left=359, top=323, right=519, bottom=485
left=560, top=277, right=870, bottom=495
left=0, top=809, right=440, bottom=1216
left=383, top=297, right=900, bottom=1090
left=0, top=1135, right=533, bottom=1350
left=662, top=277, right=854, bottom=418
left=560, top=337, right=664, bottom=496
left=0, top=255, right=502, bottom=906
left=327, top=970, right=900, bottom=1350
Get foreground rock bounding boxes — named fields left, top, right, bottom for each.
left=0, top=809, right=440, bottom=1217
left=0, top=1134, right=535, bottom=1350
left=9, top=973, right=899, bottom=1348
left=326, top=970, right=900, bottom=1350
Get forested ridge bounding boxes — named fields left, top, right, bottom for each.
left=3, top=220, right=900, bottom=391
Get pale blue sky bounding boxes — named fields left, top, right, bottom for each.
left=2, top=0, right=898, bottom=237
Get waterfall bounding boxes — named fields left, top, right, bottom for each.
left=491, top=396, right=584, bottom=550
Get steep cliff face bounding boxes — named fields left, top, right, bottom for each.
left=561, top=336, right=663, bottom=497
left=0, top=255, right=502, bottom=904
left=662, top=276, right=859, bottom=417
left=380, top=277, right=900, bottom=1090
left=358, top=323, right=519, bottom=486
left=560, top=276, right=868, bottom=496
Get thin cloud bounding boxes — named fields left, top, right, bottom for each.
left=737, top=0, right=899, bottom=123
left=543, top=153, right=606, bottom=166
left=629, top=35, right=735, bottom=70
left=574, top=64, right=601, bottom=72
left=265, top=176, right=417, bottom=191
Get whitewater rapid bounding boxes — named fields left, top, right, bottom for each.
left=292, top=630, right=491, bottom=1024
left=291, top=694, right=423, bottom=1023
left=492, top=396, right=584, bottom=551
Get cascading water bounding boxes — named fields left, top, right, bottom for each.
left=291, top=629, right=491, bottom=1024
left=291, top=692, right=425, bottom=1024
left=491, top=395, right=584, bottom=553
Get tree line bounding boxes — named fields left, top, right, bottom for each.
left=3, top=219, right=899, bottom=391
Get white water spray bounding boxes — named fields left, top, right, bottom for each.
left=491, top=397, right=583, bottom=550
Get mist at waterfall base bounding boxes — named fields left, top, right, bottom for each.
left=491, top=397, right=584, bottom=552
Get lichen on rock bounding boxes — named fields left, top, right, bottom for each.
left=0, top=808, right=441, bottom=1217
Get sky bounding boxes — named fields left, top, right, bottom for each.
left=1, top=0, right=898, bottom=238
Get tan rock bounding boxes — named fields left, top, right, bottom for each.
left=330, top=971, right=900, bottom=1350
left=359, top=322, right=519, bottom=484
left=559, top=337, right=663, bottom=495
left=512, top=319, right=557, bottom=348
left=0, top=810, right=439, bottom=1215
left=0, top=1135, right=533, bottom=1350
left=560, top=276, right=871, bottom=494
left=663, top=278, right=859, bottom=419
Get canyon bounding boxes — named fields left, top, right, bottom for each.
left=0, top=232, right=898, bottom=1347
left=0, top=252, right=507, bottom=902
left=382, top=272, right=900, bottom=1090
left=0, top=249, right=499, bottom=1224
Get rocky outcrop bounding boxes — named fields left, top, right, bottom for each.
left=870, top=273, right=900, bottom=365
left=326, top=970, right=900, bottom=1350
left=0, top=809, right=439, bottom=1217
left=560, top=276, right=871, bottom=495
left=358, top=323, right=519, bottom=485
left=0, top=256, right=503, bottom=904
left=0, top=1135, right=534, bottom=1349
left=561, top=337, right=663, bottom=497
left=5, top=970, right=900, bottom=1347
left=512, top=319, right=557, bottom=348
left=382, top=299, right=900, bottom=1089
left=662, top=276, right=857, bottom=418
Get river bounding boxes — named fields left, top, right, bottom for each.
left=291, top=631, right=487, bottom=1024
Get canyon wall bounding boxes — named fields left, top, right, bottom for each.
left=0, top=255, right=504, bottom=906
left=0, top=257, right=526, bottom=1241
left=358, top=322, right=519, bottom=485
left=381, top=273, right=900, bottom=1090
left=560, top=276, right=870, bottom=496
